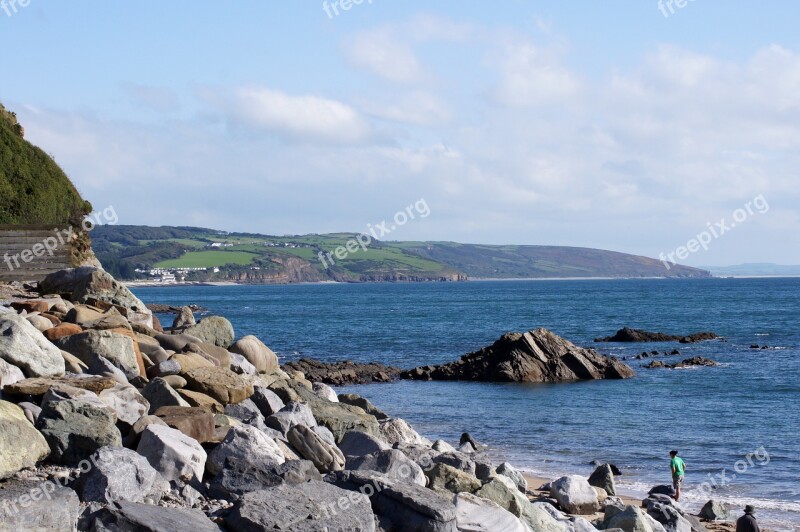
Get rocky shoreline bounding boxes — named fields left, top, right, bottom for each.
left=0, top=267, right=753, bottom=531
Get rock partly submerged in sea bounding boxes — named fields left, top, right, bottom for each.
left=595, top=327, right=718, bottom=343
left=402, top=328, right=635, bottom=382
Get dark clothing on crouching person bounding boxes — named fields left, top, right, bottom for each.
left=736, top=513, right=760, bottom=532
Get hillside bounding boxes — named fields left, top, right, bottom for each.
left=92, top=225, right=711, bottom=282
left=0, top=103, right=91, bottom=225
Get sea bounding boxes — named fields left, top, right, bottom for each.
left=134, top=278, right=800, bottom=530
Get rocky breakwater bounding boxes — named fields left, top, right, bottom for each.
left=2, top=267, right=630, bottom=532
left=402, top=327, right=635, bottom=382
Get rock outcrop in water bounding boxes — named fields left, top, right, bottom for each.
left=594, top=327, right=718, bottom=343
left=401, top=328, right=635, bottom=382
left=282, top=358, right=400, bottom=385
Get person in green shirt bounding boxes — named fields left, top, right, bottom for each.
left=669, top=450, right=686, bottom=501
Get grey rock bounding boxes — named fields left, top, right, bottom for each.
left=142, top=377, right=190, bottom=414
left=0, top=479, right=80, bottom=532
left=226, top=481, right=376, bottom=531
left=172, top=306, right=196, bottom=329
left=589, top=463, right=617, bottom=496
left=425, top=462, right=481, bottom=494
left=153, top=359, right=181, bottom=377
left=699, top=500, right=731, bottom=521
left=453, top=491, right=528, bottom=532
left=432, top=439, right=457, bottom=453
left=78, top=500, right=221, bottom=531
left=607, top=505, right=660, bottom=532
left=337, top=393, right=389, bottom=419
left=40, top=267, right=154, bottom=328
left=85, top=354, right=130, bottom=384
left=35, top=398, right=122, bottom=466
left=0, top=358, right=25, bottom=388
left=207, top=424, right=285, bottom=477
left=155, top=332, right=203, bottom=352
left=251, top=385, right=285, bottom=417
left=287, top=424, right=345, bottom=473
left=230, top=352, right=258, bottom=375
left=265, top=401, right=317, bottom=435
left=224, top=398, right=269, bottom=432
left=327, top=470, right=456, bottom=532
left=0, top=400, right=50, bottom=478
left=98, top=383, right=149, bottom=425
left=433, top=451, right=477, bottom=476
left=76, top=446, right=169, bottom=504
left=549, top=475, right=600, bottom=514
left=181, top=316, right=235, bottom=348
left=347, top=449, right=426, bottom=486
left=474, top=459, right=495, bottom=480
left=338, top=430, right=391, bottom=457
left=497, top=462, right=527, bottom=493
left=136, top=424, right=207, bottom=482
left=313, top=425, right=336, bottom=447
left=379, top=417, right=431, bottom=446
left=17, top=401, right=41, bottom=425
left=312, top=382, right=338, bottom=402
left=0, top=312, right=65, bottom=378
left=55, top=330, right=139, bottom=379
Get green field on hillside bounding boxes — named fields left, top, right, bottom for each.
left=156, top=250, right=259, bottom=268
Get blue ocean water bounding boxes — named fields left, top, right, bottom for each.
left=134, top=279, right=800, bottom=530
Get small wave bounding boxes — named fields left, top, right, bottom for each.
left=755, top=333, right=771, bottom=336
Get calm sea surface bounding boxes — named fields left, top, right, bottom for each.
left=134, top=278, right=800, bottom=530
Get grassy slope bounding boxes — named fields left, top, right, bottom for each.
left=0, top=103, right=90, bottom=224
left=92, top=225, right=712, bottom=280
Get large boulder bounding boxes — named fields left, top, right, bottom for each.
left=172, top=306, right=196, bottom=329
left=35, top=398, right=122, bottom=466
left=328, top=470, right=457, bottom=532
left=425, top=462, right=481, bottom=493
left=78, top=501, right=221, bottom=532
left=347, top=449, right=426, bottom=487
left=497, top=462, right=527, bottom=493
left=453, top=492, right=528, bottom=532
left=76, top=447, right=169, bottom=504
left=251, top=385, right=285, bottom=416
left=224, top=398, right=270, bottom=432
left=589, top=463, right=617, bottom=496
left=287, top=424, right=345, bottom=473
left=0, top=479, right=80, bottom=531
left=180, top=316, right=235, bottom=348
left=606, top=504, right=659, bottom=532
left=265, top=401, right=317, bottom=435
left=403, top=328, right=635, bottom=382
left=98, top=383, right=149, bottom=425
left=0, top=312, right=65, bottom=377
left=338, top=430, right=391, bottom=457
left=338, top=393, right=389, bottom=419
left=142, top=377, right=191, bottom=413
left=550, top=475, right=600, bottom=514
left=39, top=267, right=154, bottom=328
left=0, top=358, right=25, bottom=388
left=230, top=335, right=278, bottom=373
left=3, top=375, right=116, bottom=396
left=154, top=406, right=216, bottom=443
left=55, top=330, right=140, bottom=379
left=225, top=481, right=376, bottom=532
left=183, top=366, right=253, bottom=405
left=136, top=424, right=207, bottom=482
left=0, top=400, right=50, bottom=478
left=699, top=500, right=731, bottom=521
left=207, top=424, right=285, bottom=477
left=378, top=417, right=431, bottom=446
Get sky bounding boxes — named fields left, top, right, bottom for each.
left=2, top=1, right=800, bottom=266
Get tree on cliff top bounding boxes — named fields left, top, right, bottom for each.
left=0, top=102, right=92, bottom=225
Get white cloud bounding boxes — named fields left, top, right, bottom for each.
left=120, top=83, right=180, bottom=113
left=343, top=29, right=426, bottom=84
left=361, top=91, right=451, bottom=126
left=490, top=42, right=582, bottom=107
left=224, top=87, right=371, bottom=143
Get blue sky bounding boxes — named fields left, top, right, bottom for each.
left=3, top=1, right=799, bottom=265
